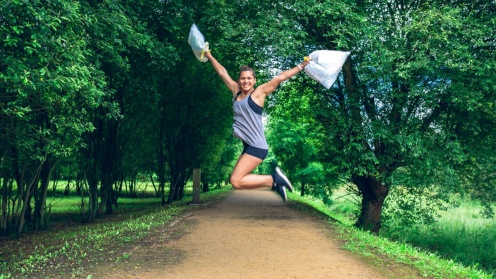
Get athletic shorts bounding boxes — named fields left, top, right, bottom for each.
left=241, top=141, right=268, bottom=160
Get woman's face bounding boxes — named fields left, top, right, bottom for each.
left=238, top=70, right=256, bottom=92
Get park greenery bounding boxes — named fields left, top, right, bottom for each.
left=0, top=0, right=495, bottom=274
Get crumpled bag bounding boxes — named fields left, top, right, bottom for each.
left=188, top=24, right=209, bottom=62
left=304, top=50, right=351, bottom=89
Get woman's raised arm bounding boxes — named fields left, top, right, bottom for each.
left=256, top=59, right=310, bottom=97
left=204, top=51, right=240, bottom=95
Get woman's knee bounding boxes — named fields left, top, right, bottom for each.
left=230, top=175, right=242, bottom=189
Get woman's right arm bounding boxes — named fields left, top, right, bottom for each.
left=204, top=51, right=239, bottom=95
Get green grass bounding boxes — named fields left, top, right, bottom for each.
left=382, top=199, right=496, bottom=275
left=302, top=187, right=496, bottom=276
left=0, top=186, right=231, bottom=279
left=288, top=192, right=495, bottom=279
left=46, top=195, right=163, bottom=214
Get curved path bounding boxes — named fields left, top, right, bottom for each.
left=95, top=189, right=395, bottom=278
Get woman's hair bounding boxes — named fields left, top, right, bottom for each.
left=238, top=66, right=255, bottom=79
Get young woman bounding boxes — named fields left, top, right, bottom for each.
left=204, top=50, right=309, bottom=202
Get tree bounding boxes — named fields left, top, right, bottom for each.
left=294, top=1, right=495, bottom=233
left=0, top=0, right=105, bottom=233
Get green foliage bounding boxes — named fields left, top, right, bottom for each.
left=263, top=0, right=496, bottom=233
left=202, top=0, right=308, bottom=69
left=381, top=167, right=454, bottom=228
left=326, top=187, right=496, bottom=275
left=0, top=0, right=494, bottom=258
left=267, top=119, right=316, bottom=175
left=0, top=0, right=108, bottom=234
left=382, top=197, right=496, bottom=274
left=267, top=85, right=339, bottom=200
left=0, top=0, right=105, bottom=157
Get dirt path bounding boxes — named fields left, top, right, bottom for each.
left=92, top=189, right=405, bottom=279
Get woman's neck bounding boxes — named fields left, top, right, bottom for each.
left=240, top=89, right=254, bottom=98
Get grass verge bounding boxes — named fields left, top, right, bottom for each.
left=0, top=187, right=231, bottom=279
left=288, top=192, right=494, bottom=279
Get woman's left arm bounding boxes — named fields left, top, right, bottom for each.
left=257, top=59, right=310, bottom=97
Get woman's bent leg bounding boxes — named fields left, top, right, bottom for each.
left=230, top=154, right=273, bottom=189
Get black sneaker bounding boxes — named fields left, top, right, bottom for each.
left=272, top=183, right=287, bottom=202
left=274, top=166, right=294, bottom=192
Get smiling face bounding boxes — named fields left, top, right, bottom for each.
left=238, top=67, right=256, bottom=93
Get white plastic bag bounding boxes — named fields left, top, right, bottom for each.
left=304, top=50, right=351, bottom=89
left=188, top=24, right=209, bottom=62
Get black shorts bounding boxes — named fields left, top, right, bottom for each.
left=241, top=142, right=268, bottom=160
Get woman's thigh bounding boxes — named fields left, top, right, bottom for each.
left=231, top=154, right=263, bottom=180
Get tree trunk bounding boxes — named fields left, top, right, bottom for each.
left=159, top=175, right=166, bottom=205
left=105, top=186, right=114, bottom=214
left=64, top=179, right=71, bottom=196
left=13, top=160, right=25, bottom=234
left=99, top=178, right=112, bottom=216
left=158, top=111, right=167, bottom=205
left=16, top=161, right=44, bottom=235
left=343, top=53, right=389, bottom=234
left=178, top=180, right=185, bottom=200
left=149, top=174, right=159, bottom=198
left=353, top=175, right=389, bottom=234
left=34, top=158, right=55, bottom=231
left=300, top=182, right=306, bottom=196
left=76, top=173, right=82, bottom=196
left=51, top=168, right=59, bottom=193
left=192, top=169, right=201, bottom=204
left=99, top=121, right=118, bottom=216
left=166, top=181, right=177, bottom=204
left=167, top=171, right=185, bottom=203
left=87, top=172, right=98, bottom=222
left=202, top=180, right=209, bottom=193
left=1, top=173, right=9, bottom=234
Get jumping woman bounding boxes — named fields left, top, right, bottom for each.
left=203, top=50, right=309, bottom=202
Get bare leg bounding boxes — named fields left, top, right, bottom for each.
left=230, top=153, right=273, bottom=190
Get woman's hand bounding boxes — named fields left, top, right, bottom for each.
left=203, top=49, right=213, bottom=60
left=298, top=57, right=311, bottom=71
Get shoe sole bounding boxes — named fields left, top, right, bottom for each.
left=275, top=167, right=293, bottom=192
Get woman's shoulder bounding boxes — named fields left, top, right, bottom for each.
left=250, top=88, right=266, bottom=106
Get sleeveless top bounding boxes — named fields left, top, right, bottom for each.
left=232, top=91, right=268, bottom=149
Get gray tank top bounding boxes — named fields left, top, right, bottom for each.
left=232, top=92, right=268, bottom=149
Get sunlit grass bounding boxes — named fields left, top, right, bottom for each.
left=336, top=224, right=493, bottom=279
left=383, top=199, right=496, bottom=275
left=302, top=186, right=496, bottom=275
left=45, top=196, right=81, bottom=213
left=288, top=191, right=495, bottom=279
